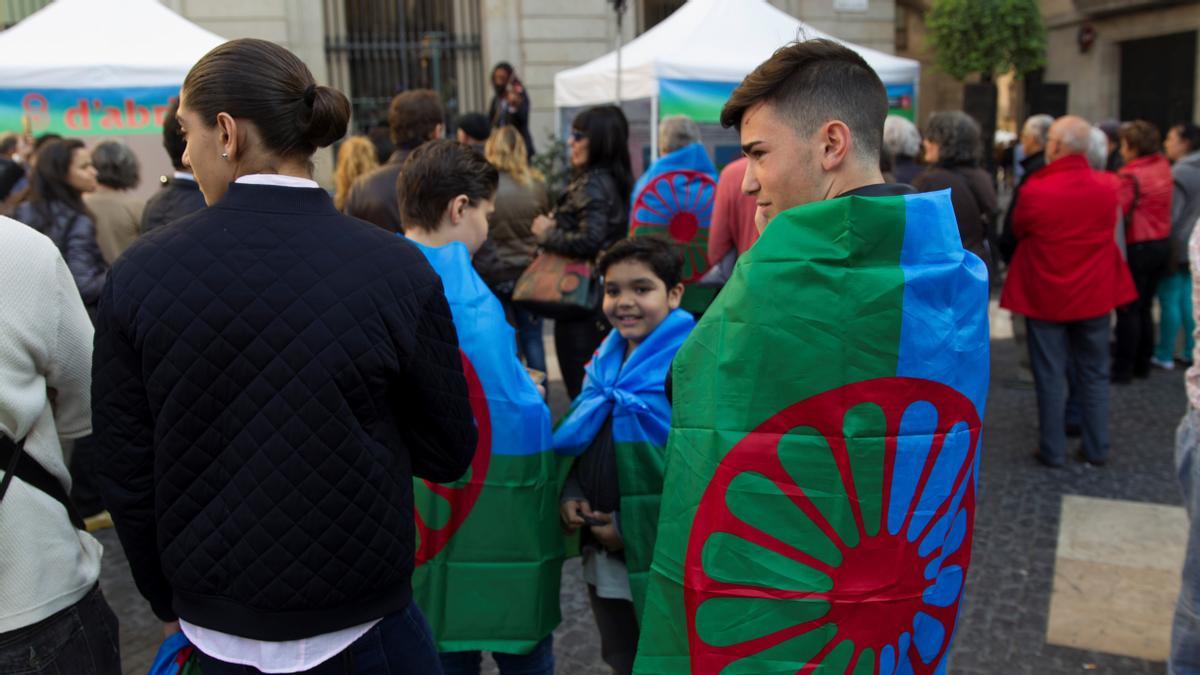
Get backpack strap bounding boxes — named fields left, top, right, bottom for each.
left=0, top=434, right=86, bottom=530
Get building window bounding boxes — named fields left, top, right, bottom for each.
left=642, top=0, right=685, bottom=32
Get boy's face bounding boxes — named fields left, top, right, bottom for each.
left=602, top=259, right=684, bottom=350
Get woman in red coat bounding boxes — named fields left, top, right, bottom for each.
left=1113, top=120, right=1173, bottom=383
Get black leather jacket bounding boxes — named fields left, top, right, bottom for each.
left=541, top=168, right=627, bottom=260
left=13, top=200, right=107, bottom=308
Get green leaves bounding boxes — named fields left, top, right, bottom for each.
left=926, top=0, right=1046, bottom=80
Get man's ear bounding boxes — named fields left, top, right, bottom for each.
left=446, top=194, right=470, bottom=225
left=667, top=283, right=685, bottom=309
left=819, top=120, right=853, bottom=172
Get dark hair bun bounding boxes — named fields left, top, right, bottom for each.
left=300, top=85, right=351, bottom=149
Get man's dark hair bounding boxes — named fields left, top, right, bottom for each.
left=399, top=138, right=498, bottom=231
left=719, top=39, right=887, bottom=162
left=389, top=89, right=444, bottom=150
left=0, top=133, right=18, bottom=156
left=1119, top=120, right=1162, bottom=158
left=91, top=141, right=140, bottom=189
left=1173, top=122, right=1200, bottom=153
left=597, top=235, right=684, bottom=290
left=456, top=113, right=491, bottom=143
left=162, top=98, right=187, bottom=170
left=33, top=133, right=62, bottom=152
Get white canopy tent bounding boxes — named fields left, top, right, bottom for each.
left=554, top=0, right=920, bottom=166
left=0, top=0, right=225, bottom=197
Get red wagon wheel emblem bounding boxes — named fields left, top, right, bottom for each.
left=685, top=377, right=981, bottom=674
left=414, top=351, right=492, bottom=566
left=630, top=169, right=716, bottom=283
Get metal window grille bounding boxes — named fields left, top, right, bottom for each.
left=324, top=0, right=485, bottom=134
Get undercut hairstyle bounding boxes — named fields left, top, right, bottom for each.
left=659, top=115, right=701, bottom=155
left=1119, top=120, right=1162, bottom=158
left=883, top=115, right=921, bottom=159
left=161, top=98, right=187, bottom=170
left=91, top=141, right=140, bottom=190
left=719, top=39, right=887, bottom=162
left=1173, top=122, right=1200, bottom=153
left=399, top=138, right=498, bottom=231
left=183, top=38, right=350, bottom=162
left=597, top=235, right=684, bottom=290
left=389, top=89, right=444, bottom=150
left=924, top=111, right=982, bottom=166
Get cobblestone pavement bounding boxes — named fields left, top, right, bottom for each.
left=99, top=322, right=1184, bottom=673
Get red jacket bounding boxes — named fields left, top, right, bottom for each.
left=707, top=158, right=760, bottom=263
left=1001, top=155, right=1136, bottom=321
left=1118, top=153, right=1172, bottom=244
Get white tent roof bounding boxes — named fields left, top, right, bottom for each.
left=0, top=0, right=225, bottom=88
left=555, top=0, right=920, bottom=108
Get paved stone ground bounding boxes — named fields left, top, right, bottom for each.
left=98, top=321, right=1185, bottom=673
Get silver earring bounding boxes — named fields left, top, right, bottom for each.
left=221, top=152, right=229, bottom=160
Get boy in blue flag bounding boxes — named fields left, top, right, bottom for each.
left=554, top=236, right=696, bottom=675
left=399, top=139, right=560, bottom=675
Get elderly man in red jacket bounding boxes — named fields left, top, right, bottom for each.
left=1001, top=115, right=1137, bottom=468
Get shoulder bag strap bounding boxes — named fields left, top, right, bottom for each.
left=0, top=434, right=86, bottom=530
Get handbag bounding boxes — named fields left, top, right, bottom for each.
left=511, top=249, right=601, bottom=320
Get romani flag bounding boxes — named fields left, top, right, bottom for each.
left=630, top=143, right=719, bottom=313
left=633, top=190, right=990, bottom=674
left=409, top=239, right=562, bottom=655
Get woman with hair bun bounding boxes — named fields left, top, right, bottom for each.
left=92, top=38, right=476, bottom=674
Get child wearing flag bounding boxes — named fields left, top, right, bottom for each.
left=399, top=139, right=561, bottom=674
left=554, top=236, right=696, bottom=675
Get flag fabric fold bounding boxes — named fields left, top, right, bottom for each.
left=554, top=307, right=695, bottom=616
left=633, top=190, right=990, bottom=674
left=409, top=239, right=561, bottom=655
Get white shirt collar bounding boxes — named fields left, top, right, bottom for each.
left=234, top=174, right=320, bottom=189
left=172, top=171, right=196, bottom=182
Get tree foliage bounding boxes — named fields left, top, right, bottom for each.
left=927, top=0, right=1046, bottom=80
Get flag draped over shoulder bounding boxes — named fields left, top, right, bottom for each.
left=554, top=308, right=695, bottom=616
left=630, top=143, right=719, bottom=313
left=634, top=190, right=990, bottom=675
left=409, top=239, right=561, bottom=655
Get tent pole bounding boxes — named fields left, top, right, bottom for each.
left=650, top=95, right=659, bottom=162
left=615, top=8, right=623, bottom=104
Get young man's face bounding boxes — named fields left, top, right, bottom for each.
left=602, top=259, right=683, bottom=351
left=459, top=197, right=494, bottom=255
left=739, top=102, right=824, bottom=223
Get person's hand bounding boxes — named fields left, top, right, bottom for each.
left=163, top=620, right=181, bottom=638
left=589, top=512, right=624, bottom=552
left=532, top=214, right=555, bottom=242
left=560, top=498, right=590, bottom=534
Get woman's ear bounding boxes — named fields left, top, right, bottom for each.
left=446, top=194, right=470, bottom=226
left=667, top=283, right=685, bottom=309
left=216, top=112, right=237, bottom=160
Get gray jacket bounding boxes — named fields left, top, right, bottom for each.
left=1174, top=151, right=1200, bottom=258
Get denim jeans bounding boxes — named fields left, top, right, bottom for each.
left=0, top=583, right=121, bottom=675
left=439, top=635, right=554, bottom=675
left=1027, top=315, right=1112, bottom=465
left=1174, top=407, right=1200, bottom=674
left=1158, top=270, right=1196, bottom=363
left=512, top=305, right=547, bottom=375
left=195, top=602, right=443, bottom=674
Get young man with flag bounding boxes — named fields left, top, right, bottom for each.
left=399, top=139, right=561, bottom=675
left=633, top=39, right=990, bottom=674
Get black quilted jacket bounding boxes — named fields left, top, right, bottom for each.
left=93, top=182, right=476, bottom=640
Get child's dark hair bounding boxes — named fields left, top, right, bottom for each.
left=597, top=235, right=683, bottom=289
left=399, top=138, right=499, bottom=230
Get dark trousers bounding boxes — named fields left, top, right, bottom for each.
left=1114, top=239, right=1171, bottom=380
left=439, top=635, right=554, bottom=675
left=1027, top=315, right=1112, bottom=465
left=554, top=314, right=609, bottom=400
left=586, top=585, right=639, bottom=675
left=195, top=602, right=442, bottom=674
left=68, top=434, right=105, bottom=516
left=0, top=584, right=121, bottom=675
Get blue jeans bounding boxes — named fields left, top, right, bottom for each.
left=1174, top=407, right=1200, bottom=674
left=195, top=602, right=443, bottom=674
left=439, top=635, right=553, bottom=675
left=0, top=584, right=121, bottom=675
left=1158, top=270, right=1196, bottom=363
left=1027, top=315, right=1112, bottom=465
left=513, top=305, right=547, bottom=375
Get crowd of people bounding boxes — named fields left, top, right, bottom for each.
left=0, top=28, right=1195, bottom=675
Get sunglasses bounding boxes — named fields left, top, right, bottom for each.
left=570, top=130, right=587, bottom=142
